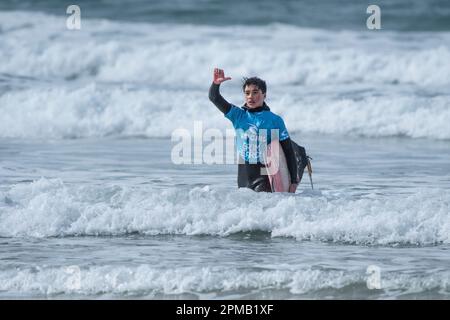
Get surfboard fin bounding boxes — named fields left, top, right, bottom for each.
left=306, top=157, right=314, bottom=190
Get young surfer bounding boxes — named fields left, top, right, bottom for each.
left=208, top=68, right=298, bottom=193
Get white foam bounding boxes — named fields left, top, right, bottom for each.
left=280, top=94, right=450, bottom=140
left=1, top=11, right=450, bottom=140
left=0, top=264, right=448, bottom=298
left=0, top=84, right=228, bottom=138
left=1, top=178, right=449, bottom=245
left=1, top=12, right=450, bottom=87
left=1, top=83, right=450, bottom=139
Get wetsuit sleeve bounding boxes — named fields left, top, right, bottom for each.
left=281, top=138, right=299, bottom=184
left=208, top=83, right=232, bottom=115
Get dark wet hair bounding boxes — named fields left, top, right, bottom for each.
left=242, top=77, right=267, bottom=94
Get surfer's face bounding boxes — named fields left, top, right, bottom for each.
left=244, top=85, right=265, bottom=108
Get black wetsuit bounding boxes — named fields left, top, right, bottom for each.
left=209, top=83, right=298, bottom=192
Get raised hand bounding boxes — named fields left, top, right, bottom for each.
left=213, top=68, right=232, bottom=85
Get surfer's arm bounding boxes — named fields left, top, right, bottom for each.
left=280, top=138, right=298, bottom=184
left=208, top=83, right=232, bottom=114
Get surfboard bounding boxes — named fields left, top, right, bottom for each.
left=264, top=139, right=310, bottom=193
left=265, top=140, right=291, bottom=192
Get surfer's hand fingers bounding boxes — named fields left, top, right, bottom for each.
left=213, top=68, right=231, bottom=84
left=213, top=68, right=220, bottom=84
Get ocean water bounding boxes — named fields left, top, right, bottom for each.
left=0, top=1, right=450, bottom=299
